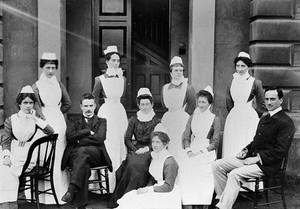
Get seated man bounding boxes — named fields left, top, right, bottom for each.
left=61, top=93, right=112, bottom=209
left=212, top=87, right=295, bottom=209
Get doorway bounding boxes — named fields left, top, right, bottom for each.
left=93, top=0, right=170, bottom=111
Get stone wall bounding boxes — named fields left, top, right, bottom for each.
left=0, top=1, right=3, bottom=129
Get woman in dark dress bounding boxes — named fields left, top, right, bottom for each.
left=108, top=88, right=160, bottom=208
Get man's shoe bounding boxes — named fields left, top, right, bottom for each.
left=61, top=191, right=73, bottom=203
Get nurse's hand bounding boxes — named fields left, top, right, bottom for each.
left=3, top=156, right=12, bottom=167
left=137, top=187, right=148, bottom=195
left=187, top=151, right=198, bottom=158
left=135, top=147, right=149, bottom=154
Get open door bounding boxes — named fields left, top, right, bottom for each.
left=93, top=0, right=172, bottom=111
left=93, top=0, right=132, bottom=108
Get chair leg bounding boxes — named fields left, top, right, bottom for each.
left=105, top=168, right=110, bottom=193
left=97, top=169, right=103, bottom=195
left=30, top=178, right=34, bottom=203
left=50, top=174, right=60, bottom=207
left=281, top=178, right=287, bottom=209
left=254, top=179, right=259, bottom=209
left=264, top=178, right=269, bottom=206
left=34, top=177, right=40, bottom=209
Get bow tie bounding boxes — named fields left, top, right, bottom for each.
left=84, top=116, right=94, bottom=122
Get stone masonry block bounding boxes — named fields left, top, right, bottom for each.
left=0, top=44, right=2, bottom=62
left=0, top=65, right=3, bottom=83
left=250, top=43, right=293, bottom=65
left=0, top=22, right=2, bottom=40
left=253, top=67, right=300, bottom=87
left=250, top=0, right=293, bottom=18
left=0, top=87, right=3, bottom=106
left=0, top=109, right=3, bottom=127
left=250, top=20, right=300, bottom=41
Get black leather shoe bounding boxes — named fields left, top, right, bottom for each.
left=61, top=191, right=73, bottom=203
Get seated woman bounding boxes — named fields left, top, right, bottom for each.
left=0, top=86, right=54, bottom=207
left=116, top=123, right=181, bottom=209
left=178, top=86, right=221, bottom=209
left=108, top=88, right=160, bottom=208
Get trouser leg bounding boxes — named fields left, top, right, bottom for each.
left=68, top=146, right=106, bottom=206
left=212, top=157, right=244, bottom=199
left=216, top=163, right=263, bottom=209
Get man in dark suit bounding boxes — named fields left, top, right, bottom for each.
left=61, top=93, right=112, bottom=208
left=212, top=87, right=295, bottom=209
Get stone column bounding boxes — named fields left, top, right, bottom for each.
left=2, top=0, right=38, bottom=118
left=0, top=1, right=3, bottom=127
left=38, top=0, right=66, bottom=82
left=188, top=0, right=215, bottom=92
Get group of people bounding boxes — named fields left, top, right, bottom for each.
left=0, top=45, right=295, bottom=209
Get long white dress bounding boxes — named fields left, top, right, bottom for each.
left=96, top=74, right=128, bottom=191
left=34, top=73, right=69, bottom=204
left=222, top=74, right=259, bottom=158
left=161, top=79, right=190, bottom=158
left=178, top=109, right=216, bottom=205
left=117, top=149, right=181, bottom=209
left=0, top=112, right=47, bottom=204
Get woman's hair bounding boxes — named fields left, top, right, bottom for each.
left=169, top=63, right=184, bottom=72
left=136, top=94, right=153, bottom=105
left=233, top=56, right=253, bottom=68
left=16, top=93, right=37, bottom=109
left=104, top=52, right=122, bottom=62
left=151, top=131, right=170, bottom=145
left=196, top=90, right=213, bottom=104
left=40, top=59, right=59, bottom=69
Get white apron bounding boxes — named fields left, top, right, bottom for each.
left=223, top=75, right=259, bottom=158
left=161, top=79, right=189, bottom=158
left=96, top=74, right=128, bottom=191
left=0, top=113, right=41, bottom=204
left=178, top=109, right=216, bottom=205
left=34, top=73, right=69, bottom=204
left=117, top=149, right=181, bottom=209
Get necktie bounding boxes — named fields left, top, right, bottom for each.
left=85, top=117, right=93, bottom=128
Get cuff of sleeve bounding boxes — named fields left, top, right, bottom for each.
left=257, top=153, right=263, bottom=164
left=147, top=186, right=154, bottom=193
left=3, top=149, right=11, bottom=157
left=36, top=118, right=47, bottom=129
left=202, top=148, right=208, bottom=154
left=185, top=148, right=192, bottom=154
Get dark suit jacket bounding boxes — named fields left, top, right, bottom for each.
left=61, top=115, right=112, bottom=171
left=245, top=110, right=295, bottom=176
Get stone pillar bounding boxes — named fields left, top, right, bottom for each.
left=38, top=0, right=66, bottom=82
left=188, top=0, right=215, bottom=92
left=2, top=0, right=38, bottom=118
left=0, top=1, right=3, bottom=127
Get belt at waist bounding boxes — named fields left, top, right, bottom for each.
left=104, top=98, right=120, bottom=104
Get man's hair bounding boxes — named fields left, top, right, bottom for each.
left=264, top=87, right=283, bottom=99
left=80, top=93, right=95, bottom=104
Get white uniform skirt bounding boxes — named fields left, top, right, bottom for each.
left=117, top=184, right=181, bottom=209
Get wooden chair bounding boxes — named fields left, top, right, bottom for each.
left=88, top=165, right=110, bottom=194
left=68, top=165, right=110, bottom=207
left=241, top=156, right=289, bottom=209
left=18, top=134, right=59, bottom=209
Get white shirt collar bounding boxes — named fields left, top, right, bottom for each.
left=233, top=72, right=250, bottom=80
left=137, top=109, right=155, bottom=122
left=269, top=106, right=282, bottom=117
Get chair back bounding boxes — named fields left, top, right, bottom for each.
left=20, top=134, right=58, bottom=176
